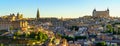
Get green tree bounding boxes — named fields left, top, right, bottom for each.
left=36, top=31, right=48, bottom=42
left=14, top=31, right=21, bottom=36
left=106, top=24, right=114, bottom=33
left=9, top=26, right=14, bottom=34
left=29, top=32, right=36, bottom=39
left=96, top=41, right=107, bottom=46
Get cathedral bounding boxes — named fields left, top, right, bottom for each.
left=92, top=8, right=110, bottom=18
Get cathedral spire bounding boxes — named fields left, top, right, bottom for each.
left=36, top=8, right=40, bottom=19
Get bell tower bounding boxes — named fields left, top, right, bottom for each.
left=36, top=8, right=40, bottom=19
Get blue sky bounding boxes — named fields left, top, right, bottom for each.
left=0, top=0, right=120, bottom=18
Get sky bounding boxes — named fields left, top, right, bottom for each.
left=0, top=0, right=120, bottom=18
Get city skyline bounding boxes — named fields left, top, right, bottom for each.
left=0, top=0, right=120, bottom=46
left=0, top=0, right=120, bottom=18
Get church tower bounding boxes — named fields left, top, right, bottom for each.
left=36, top=8, right=40, bottom=19
left=107, top=8, right=109, bottom=13
left=107, top=8, right=110, bottom=17
left=92, top=8, right=96, bottom=17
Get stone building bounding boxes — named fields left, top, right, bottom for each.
left=92, top=8, right=110, bottom=18
left=0, top=13, right=28, bottom=31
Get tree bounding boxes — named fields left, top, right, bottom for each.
left=9, top=26, right=14, bottom=34
left=75, top=36, right=86, bottom=40
left=70, top=26, right=79, bottom=31
left=14, top=31, right=21, bottom=36
left=29, top=32, right=36, bottom=39
left=96, top=41, right=107, bottom=46
left=106, top=24, right=114, bottom=33
left=37, top=31, right=48, bottom=42
left=13, top=31, right=48, bottom=42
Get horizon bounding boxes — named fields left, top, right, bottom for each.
left=0, top=0, right=120, bottom=18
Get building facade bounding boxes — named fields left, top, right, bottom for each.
left=92, top=8, right=110, bottom=18
left=0, top=13, right=28, bottom=31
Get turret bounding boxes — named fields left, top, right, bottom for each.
left=93, top=8, right=96, bottom=16
left=107, top=8, right=109, bottom=13
left=93, top=8, right=96, bottom=11
left=107, top=8, right=110, bottom=16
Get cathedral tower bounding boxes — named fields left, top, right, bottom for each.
left=36, top=9, right=40, bottom=19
